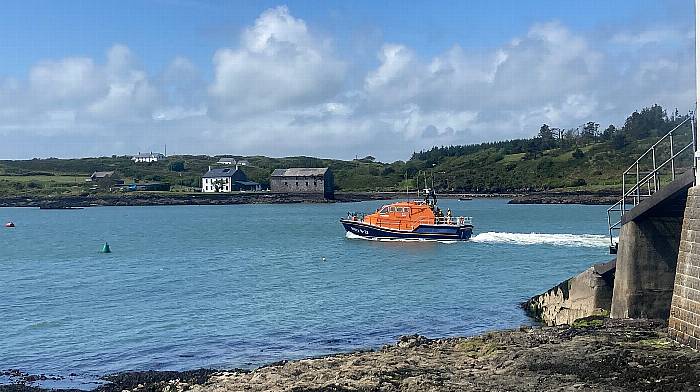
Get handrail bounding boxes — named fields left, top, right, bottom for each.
left=607, top=116, right=695, bottom=253
left=622, top=117, right=691, bottom=174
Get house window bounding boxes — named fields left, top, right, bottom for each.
left=284, top=181, right=288, bottom=185
left=296, top=182, right=299, bottom=186
left=306, top=182, right=309, bottom=186
left=314, top=181, right=317, bottom=186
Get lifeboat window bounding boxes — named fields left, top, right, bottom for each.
left=379, top=206, right=389, bottom=214
left=389, top=207, right=396, bottom=212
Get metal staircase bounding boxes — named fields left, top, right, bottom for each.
left=607, top=116, right=695, bottom=254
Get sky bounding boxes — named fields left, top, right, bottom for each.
left=0, top=0, right=695, bottom=161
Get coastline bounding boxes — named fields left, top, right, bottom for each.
left=0, top=190, right=617, bottom=208
left=3, top=318, right=697, bottom=392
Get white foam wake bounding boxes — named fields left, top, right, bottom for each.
left=470, top=232, right=613, bottom=247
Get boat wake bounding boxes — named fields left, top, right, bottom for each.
left=344, top=231, right=459, bottom=244
left=470, top=232, right=614, bottom=247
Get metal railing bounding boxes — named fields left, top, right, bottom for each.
left=607, top=116, right=695, bottom=252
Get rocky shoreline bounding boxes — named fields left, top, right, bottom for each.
left=508, top=190, right=619, bottom=205
left=0, top=192, right=397, bottom=208
left=3, top=319, right=699, bottom=392
left=0, top=190, right=620, bottom=208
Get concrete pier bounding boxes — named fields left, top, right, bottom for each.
left=610, top=216, right=684, bottom=319
left=524, top=260, right=615, bottom=325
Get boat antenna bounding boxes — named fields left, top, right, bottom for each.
left=405, top=171, right=409, bottom=200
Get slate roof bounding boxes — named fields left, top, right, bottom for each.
left=203, top=168, right=242, bottom=178
left=217, top=158, right=236, bottom=163
left=235, top=181, right=259, bottom=186
left=271, top=168, right=329, bottom=177
left=91, top=171, right=115, bottom=178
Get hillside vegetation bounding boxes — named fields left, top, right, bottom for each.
left=0, top=104, right=693, bottom=196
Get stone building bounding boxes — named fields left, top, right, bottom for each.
left=87, top=171, right=123, bottom=189
left=202, top=167, right=260, bottom=193
left=270, top=168, right=334, bottom=198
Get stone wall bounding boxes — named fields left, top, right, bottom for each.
left=669, top=186, right=700, bottom=348
left=610, top=215, right=684, bottom=319
left=523, top=260, right=615, bottom=325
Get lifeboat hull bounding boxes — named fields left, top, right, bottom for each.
left=341, top=219, right=473, bottom=241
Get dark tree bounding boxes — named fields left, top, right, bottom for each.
left=538, top=124, right=554, bottom=140
left=602, top=124, right=616, bottom=140
left=169, top=161, right=186, bottom=172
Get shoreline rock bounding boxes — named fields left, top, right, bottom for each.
left=0, top=190, right=621, bottom=208
left=3, top=319, right=699, bottom=392
left=508, top=191, right=619, bottom=205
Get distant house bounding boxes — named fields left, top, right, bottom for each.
left=217, top=158, right=236, bottom=165
left=237, top=160, right=250, bottom=166
left=270, top=168, right=334, bottom=198
left=202, top=167, right=260, bottom=193
left=132, top=152, right=165, bottom=163
left=87, top=171, right=124, bottom=188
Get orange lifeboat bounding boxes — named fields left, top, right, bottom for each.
left=341, top=192, right=473, bottom=241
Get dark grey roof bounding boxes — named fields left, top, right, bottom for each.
left=271, top=168, right=328, bottom=177
left=203, top=168, right=241, bottom=178
left=217, top=158, right=236, bottom=163
left=91, top=171, right=115, bottom=178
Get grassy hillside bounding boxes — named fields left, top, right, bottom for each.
left=0, top=105, right=693, bottom=197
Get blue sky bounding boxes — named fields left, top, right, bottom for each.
left=0, top=0, right=695, bottom=160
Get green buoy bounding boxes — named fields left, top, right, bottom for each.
left=101, top=242, right=111, bottom=253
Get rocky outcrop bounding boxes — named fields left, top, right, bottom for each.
left=6, top=320, right=700, bottom=392
left=0, top=192, right=395, bottom=208
left=105, top=320, right=699, bottom=392
left=508, top=191, right=618, bottom=205
left=523, top=260, right=616, bottom=325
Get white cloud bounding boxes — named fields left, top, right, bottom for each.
left=611, top=28, right=692, bottom=46
left=0, top=7, right=695, bottom=161
left=208, top=6, right=346, bottom=118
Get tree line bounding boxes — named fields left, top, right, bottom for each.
left=411, top=104, right=691, bottom=164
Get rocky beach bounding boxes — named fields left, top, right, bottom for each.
left=3, top=319, right=699, bottom=392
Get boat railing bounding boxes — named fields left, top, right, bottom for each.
left=344, top=214, right=472, bottom=226
left=431, top=216, right=473, bottom=225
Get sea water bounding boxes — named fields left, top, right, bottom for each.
left=0, top=199, right=612, bottom=383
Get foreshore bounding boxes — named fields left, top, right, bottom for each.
left=3, top=318, right=698, bottom=392
left=0, top=190, right=616, bottom=208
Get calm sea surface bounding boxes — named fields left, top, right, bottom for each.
left=1, top=199, right=612, bottom=383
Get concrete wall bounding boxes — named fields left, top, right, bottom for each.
left=610, top=216, right=684, bottom=319
left=523, top=261, right=615, bottom=326
left=670, top=186, right=700, bottom=348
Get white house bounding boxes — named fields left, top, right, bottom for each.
left=217, top=158, right=236, bottom=165
left=202, top=167, right=260, bottom=193
left=132, top=152, right=165, bottom=163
